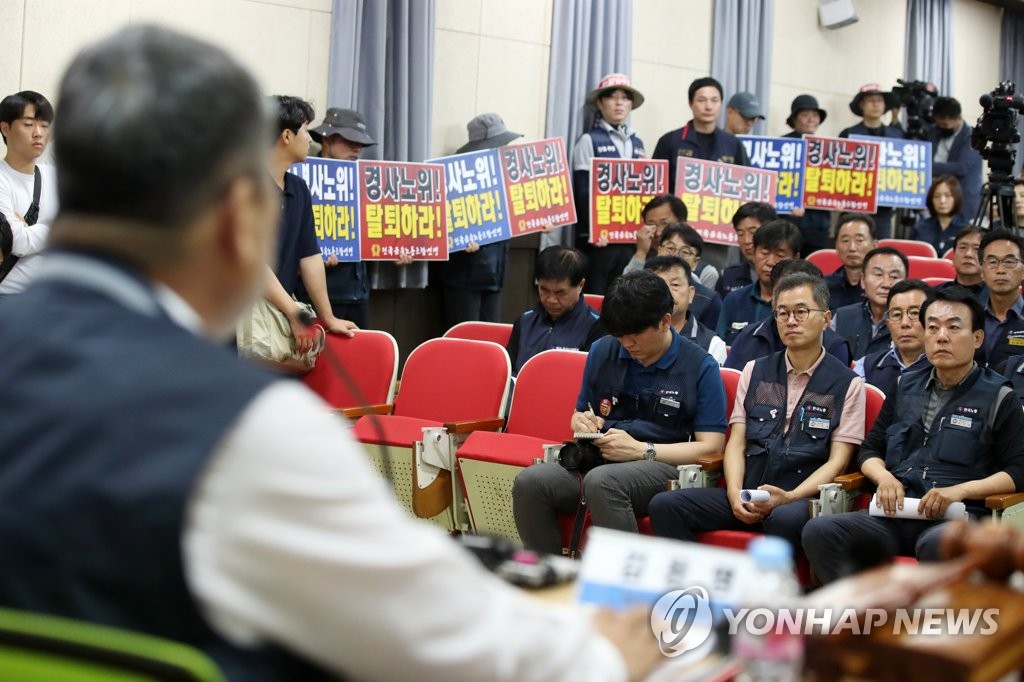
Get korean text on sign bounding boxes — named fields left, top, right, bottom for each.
left=499, top=137, right=577, bottom=236
left=851, top=136, right=931, bottom=209
left=674, top=156, right=777, bottom=246
left=289, top=158, right=360, bottom=262
left=589, top=158, right=668, bottom=244
left=803, top=136, right=880, bottom=214
left=359, top=160, right=449, bottom=261
left=739, top=135, right=806, bottom=214
left=427, top=149, right=512, bottom=253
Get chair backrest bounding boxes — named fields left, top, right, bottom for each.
left=394, top=337, right=511, bottom=422
left=878, top=238, right=937, bottom=259
left=907, top=256, right=956, bottom=280
left=443, top=321, right=513, bottom=347
left=865, top=383, right=886, bottom=436
left=0, top=607, right=225, bottom=681
left=583, top=294, right=604, bottom=312
left=922, top=276, right=952, bottom=287
left=720, top=367, right=742, bottom=438
left=806, top=249, right=842, bottom=274
left=942, top=247, right=955, bottom=261
left=505, top=349, right=588, bottom=441
left=302, top=330, right=398, bottom=409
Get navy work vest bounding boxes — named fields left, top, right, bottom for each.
left=514, top=297, right=599, bottom=374
left=586, top=333, right=705, bottom=443
left=588, top=125, right=644, bottom=159
left=0, top=253, right=332, bottom=681
left=884, top=367, right=1013, bottom=513
left=742, top=351, right=856, bottom=491
left=862, top=349, right=931, bottom=398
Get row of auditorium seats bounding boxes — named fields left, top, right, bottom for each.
left=806, top=248, right=955, bottom=280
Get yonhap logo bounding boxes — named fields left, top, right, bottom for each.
left=650, top=587, right=713, bottom=657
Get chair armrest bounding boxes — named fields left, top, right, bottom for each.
left=834, top=472, right=867, bottom=491
left=339, top=403, right=394, bottom=419
left=986, top=492, right=1024, bottom=511
left=696, top=453, right=724, bottom=472
left=443, top=417, right=506, bottom=434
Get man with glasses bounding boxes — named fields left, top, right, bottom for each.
left=804, top=286, right=1024, bottom=583
left=938, top=226, right=987, bottom=303
left=625, top=194, right=687, bottom=277
left=854, top=280, right=933, bottom=396
left=505, top=245, right=603, bottom=375
left=717, top=202, right=778, bottom=298
left=979, top=231, right=1024, bottom=369
left=644, top=256, right=727, bottom=365
left=832, top=247, right=909, bottom=362
left=651, top=272, right=865, bottom=555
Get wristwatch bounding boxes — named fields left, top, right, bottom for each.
left=643, top=442, right=657, bottom=461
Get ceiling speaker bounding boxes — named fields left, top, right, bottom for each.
left=819, top=0, right=859, bottom=30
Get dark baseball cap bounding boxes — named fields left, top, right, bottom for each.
left=727, top=92, right=764, bottom=119
left=310, top=108, right=376, bottom=146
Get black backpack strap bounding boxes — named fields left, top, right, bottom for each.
left=0, top=167, right=42, bottom=285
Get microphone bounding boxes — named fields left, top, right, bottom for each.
left=297, top=310, right=395, bottom=491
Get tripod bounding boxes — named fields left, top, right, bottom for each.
left=972, top=171, right=1019, bottom=232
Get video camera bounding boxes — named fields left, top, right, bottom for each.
left=891, top=78, right=938, bottom=141
left=971, top=81, right=1024, bottom=180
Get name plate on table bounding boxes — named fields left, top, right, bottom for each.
left=575, top=528, right=757, bottom=611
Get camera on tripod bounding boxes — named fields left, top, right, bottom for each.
left=970, top=81, right=1024, bottom=230
left=891, top=78, right=938, bottom=141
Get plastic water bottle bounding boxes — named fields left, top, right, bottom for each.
left=731, top=536, right=804, bottom=682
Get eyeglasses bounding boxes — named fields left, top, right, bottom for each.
left=885, top=308, right=921, bottom=323
left=982, top=256, right=1022, bottom=269
left=772, top=307, right=826, bottom=322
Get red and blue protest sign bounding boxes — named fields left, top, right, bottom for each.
left=739, top=135, right=806, bottom=214
left=499, top=137, right=576, bottom=236
left=428, top=149, right=512, bottom=253
left=289, top=158, right=360, bottom=262
left=852, top=136, right=932, bottom=209
left=589, top=158, right=668, bottom=244
left=359, top=160, right=449, bottom=261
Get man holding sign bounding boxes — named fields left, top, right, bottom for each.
left=803, top=286, right=1024, bottom=583
left=651, top=272, right=864, bottom=556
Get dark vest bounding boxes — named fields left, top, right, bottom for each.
left=0, top=253, right=332, bottom=681
left=862, top=350, right=931, bottom=397
left=742, top=351, right=856, bottom=491
left=514, top=297, right=598, bottom=374
left=1005, top=356, right=1024, bottom=405
left=681, top=315, right=717, bottom=353
left=884, top=367, right=1012, bottom=513
left=834, top=302, right=891, bottom=360
left=983, top=314, right=1024, bottom=370
left=586, top=333, right=704, bottom=443
left=588, top=125, right=644, bottom=159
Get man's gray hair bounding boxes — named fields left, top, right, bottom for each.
left=773, top=272, right=830, bottom=310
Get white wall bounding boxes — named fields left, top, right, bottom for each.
left=431, top=0, right=552, bottom=158
left=0, top=0, right=332, bottom=156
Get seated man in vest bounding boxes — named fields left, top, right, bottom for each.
left=650, top=272, right=865, bottom=553
left=832, top=246, right=908, bottom=361
left=938, top=225, right=987, bottom=303
left=853, top=279, right=933, bottom=397
left=725, top=260, right=851, bottom=370
left=0, top=26, right=665, bottom=681
left=717, top=220, right=802, bottom=345
left=826, top=213, right=876, bottom=312
left=506, top=245, right=603, bottom=375
left=979, top=231, right=1024, bottom=369
left=625, top=193, right=687, bottom=279
left=624, top=223, right=721, bottom=330
left=717, top=201, right=777, bottom=298
left=644, top=255, right=727, bottom=365
left=803, top=286, right=1024, bottom=583
left=512, top=271, right=727, bottom=555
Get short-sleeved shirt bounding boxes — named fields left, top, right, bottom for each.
left=274, top=172, right=321, bottom=296
left=732, top=347, right=866, bottom=445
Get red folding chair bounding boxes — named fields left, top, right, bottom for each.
left=443, top=321, right=513, bottom=347
left=943, top=248, right=955, bottom=261
left=302, top=330, right=398, bottom=409
left=583, top=294, right=604, bottom=312
left=806, top=249, right=842, bottom=275
left=878, top=238, right=937, bottom=259
left=923, top=277, right=952, bottom=287
left=346, top=338, right=512, bottom=530
left=457, top=349, right=588, bottom=542
left=907, top=256, right=956, bottom=280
